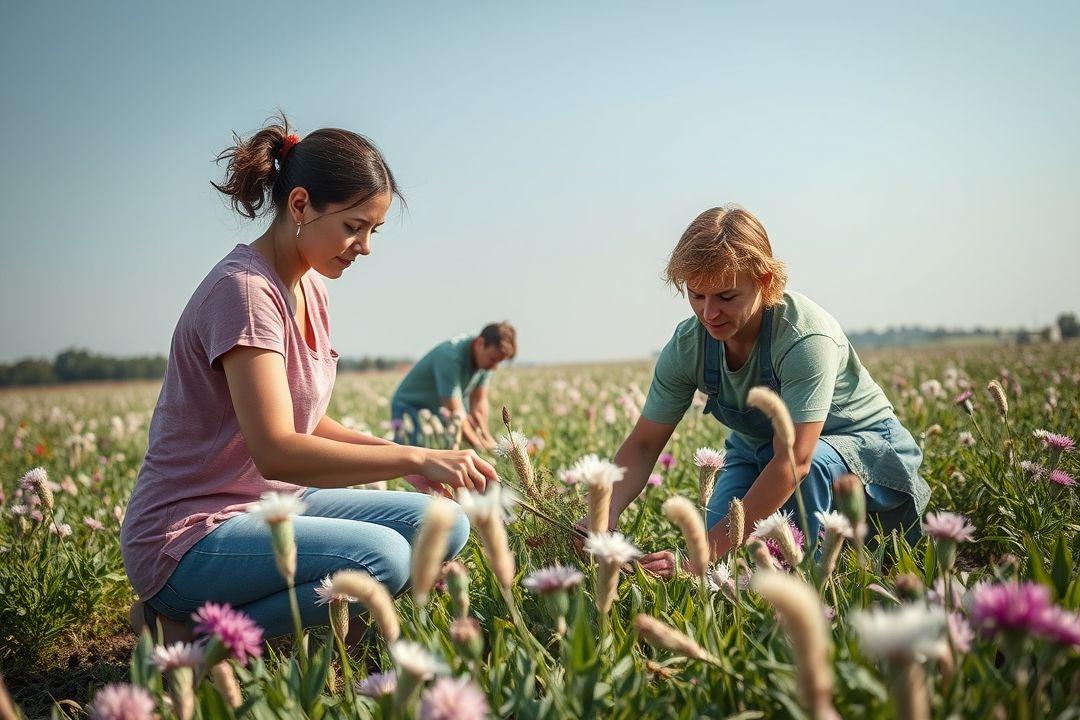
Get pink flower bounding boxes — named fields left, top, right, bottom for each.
left=1033, top=429, right=1075, bottom=453
left=969, top=581, right=1052, bottom=636
left=1048, top=469, right=1076, bottom=487
left=522, top=566, right=584, bottom=594
left=1038, top=607, right=1080, bottom=647
left=420, top=676, right=489, bottom=720
left=50, top=523, right=72, bottom=538
left=647, top=473, right=663, bottom=488
left=693, top=447, right=725, bottom=470
left=89, top=682, right=155, bottom=720
left=921, top=511, right=976, bottom=543
left=356, top=670, right=397, bottom=697
left=84, top=517, right=105, bottom=531
left=954, top=390, right=974, bottom=406
left=658, top=453, right=676, bottom=471
left=948, top=612, right=974, bottom=653
left=192, top=602, right=263, bottom=664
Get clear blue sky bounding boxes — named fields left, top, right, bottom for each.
left=2, top=1, right=1077, bottom=364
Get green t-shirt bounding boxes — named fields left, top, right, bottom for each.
left=641, top=291, right=893, bottom=444
left=392, top=334, right=491, bottom=411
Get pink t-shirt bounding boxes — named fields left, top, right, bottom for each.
left=121, top=244, right=338, bottom=599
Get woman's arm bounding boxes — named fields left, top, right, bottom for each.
left=222, top=347, right=496, bottom=491
left=312, top=415, right=396, bottom=446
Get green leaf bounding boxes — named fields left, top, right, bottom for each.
left=1050, top=531, right=1073, bottom=600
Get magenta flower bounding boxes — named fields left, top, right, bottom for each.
left=89, top=683, right=156, bottom=720
left=954, top=390, right=975, bottom=414
left=1038, top=607, right=1080, bottom=647
left=764, top=520, right=805, bottom=568
left=420, top=676, right=489, bottom=720
left=192, top=602, right=263, bottom=664
left=658, top=452, right=676, bottom=471
left=1048, top=469, right=1076, bottom=487
left=1033, top=429, right=1076, bottom=453
left=969, top=581, right=1052, bottom=636
left=921, top=511, right=976, bottom=543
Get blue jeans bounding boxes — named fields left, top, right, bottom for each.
left=704, top=433, right=920, bottom=547
left=147, top=488, right=470, bottom=638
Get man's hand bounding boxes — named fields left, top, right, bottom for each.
left=638, top=549, right=697, bottom=581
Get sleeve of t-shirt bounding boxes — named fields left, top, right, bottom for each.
left=641, top=329, right=698, bottom=425
left=776, top=334, right=841, bottom=424
left=196, top=273, right=288, bottom=371
left=434, top=347, right=465, bottom=400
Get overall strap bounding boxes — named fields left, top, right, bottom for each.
left=757, top=306, right=779, bottom=391
left=703, top=326, right=721, bottom=397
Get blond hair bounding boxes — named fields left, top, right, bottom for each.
left=665, top=205, right=788, bottom=306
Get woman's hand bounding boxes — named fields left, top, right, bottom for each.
left=419, top=448, right=497, bottom=494
left=638, top=549, right=697, bottom=581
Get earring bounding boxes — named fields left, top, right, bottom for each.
left=295, top=222, right=302, bottom=238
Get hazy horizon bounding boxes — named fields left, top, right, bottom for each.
left=2, top=1, right=1078, bottom=365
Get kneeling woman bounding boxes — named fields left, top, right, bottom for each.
left=121, top=117, right=496, bottom=640
left=608, top=205, right=929, bottom=578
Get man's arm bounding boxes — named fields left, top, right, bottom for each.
left=468, top=385, right=497, bottom=446
left=442, top=396, right=491, bottom=450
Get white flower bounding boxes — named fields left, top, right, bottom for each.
left=390, top=640, right=448, bottom=679
left=693, top=447, right=725, bottom=470
left=50, top=523, right=73, bottom=538
left=958, top=431, right=976, bottom=448
left=247, top=491, right=307, bottom=524
left=814, top=510, right=854, bottom=539
left=314, top=576, right=358, bottom=606
left=356, top=670, right=397, bottom=697
left=152, top=641, right=204, bottom=670
left=494, top=431, right=529, bottom=458
left=750, top=510, right=795, bottom=540
left=852, top=603, right=948, bottom=662
left=456, top=485, right=514, bottom=524
left=522, top=566, right=585, bottom=594
left=559, top=454, right=625, bottom=487
left=584, top=531, right=642, bottom=565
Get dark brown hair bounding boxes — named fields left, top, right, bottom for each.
left=479, top=322, right=517, bottom=359
left=212, top=112, right=403, bottom=219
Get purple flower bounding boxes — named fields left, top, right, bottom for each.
left=658, top=452, right=676, bottom=471
left=192, top=602, right=263, bottom=664
left=764, top=520, right=805, bottom=568
left=89, top=683, right=155, bottom=720
left=921, top=511, right=976, bottom=543
left=1048, top=469, right=1076, bottom=487
left=1033, top=429, right=1076, bottom=453
left=969, top=581, right=1052, bottom=636
left=420, top=676, right=489, bottom=720
left=356, top=670, right=397, bottom=697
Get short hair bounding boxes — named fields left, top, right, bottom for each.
left=479, top=322, right=517, bottom=359
left=664, top=205, right=788, bottom=307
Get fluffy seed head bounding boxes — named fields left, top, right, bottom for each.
left=986, top=380, right=1008, bottom=417
left=746, top=386, right=795, bottom=449
left=331, top=570, right=400, bottom=642
left=19, top=467, right=53, bottom=511
left=410, top=498, right=460, bottom=603
left=634, top=614, right=716, bottom=662
left=663, top=496, right=710, bottom=575
left=728, top=499, right=746, bottom=549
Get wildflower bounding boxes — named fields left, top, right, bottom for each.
left=646, top=473, right=663, bottom=488
left=948, top=613, right=974, bottom=653
left=495, top=431, right=539, bottom=501
left=921, top=511, right=975, bottom=543
left=815, top=510, right=853, bottom=580
left=750, top=510, right=804, bottom=568
left=586, top=531, right=642, bottom=613
left=411, top=498, right=460, bottom=604
left=752, top=572, right=838, bottom=720
left=658, top=452, right=676, bottom=471
left=693, top=447, right=725, bottom=506
left=151, top=641, right=203, bottom=671
left=420, top=676, right=489, bottom=720
left=315, top=576, right=356, bottom=643
left=561, top=454, right=625, bottom=533
left=663, top=496, right=710, bottom=577
left=89, top=683, right=155, bottom=720
left=449, top=616, right=484, bottom=660
left=1020, top=460, right=1047, bottom=479
left=192, top=602, right=263, bottom=665
left=986, top=380, right=1008, bottom=418
left=954, top=390, right=974, bottom=415
left=392, top=640, right=448, bottom=708
left=1033, top=429, right=1075, bottom=453
left=247, top=491, right=306, bottom=583
left=1048, top=469, right=1076, bottom=487
left=832, top=474, right=867, bottom=541
left=524, top=565, right=584, bottom=634
left=1038, top=607, right=1080, bottom=648
left=356, top=670, right=397, bottom=697
left=727, top=498, right=746, bottom=550
left=49, top=522, right=72, bottom=538
left=634, top=614, right=717, bottom=664
left=84, top=516, right=105, bottom=531
left=152, top=642, right=202, bottom=720
left=442, top=561, right=470, bottom=619
left=853, top=603, right=948, bottom=663
left=748, top=539, right=778, bottom=572
left=331, top=570, right=400, bottom=642
left=19, top=467, right=52, bottom=511
left=969, top=580, right=1052, bottom=637
left=457, top=487, right=516, bottom=589
left=707, top=559, right=737, bottom=598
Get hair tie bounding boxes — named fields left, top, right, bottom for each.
left=279, top=133, right=301, bottom=160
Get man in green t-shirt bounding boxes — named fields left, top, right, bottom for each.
left=391, top=322, right=516, bottom=451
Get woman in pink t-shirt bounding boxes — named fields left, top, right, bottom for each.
left=121, top=115, right=496, bottom=643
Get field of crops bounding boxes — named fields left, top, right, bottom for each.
left=1, top=342, right=1078, bottom=719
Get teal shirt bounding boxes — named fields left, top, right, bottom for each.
left=392, top=334, right=491, bottom=411
left=642, top=292, right=894, bottom=446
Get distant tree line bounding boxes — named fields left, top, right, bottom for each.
left=0, top=348, right=414, bottom=388
left=849, top=312, right=1078, bottom=349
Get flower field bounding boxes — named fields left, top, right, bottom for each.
left=1, top=342, right=1078, bottom=719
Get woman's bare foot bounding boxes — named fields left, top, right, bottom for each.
left=128, top=600, right=195, bottom=645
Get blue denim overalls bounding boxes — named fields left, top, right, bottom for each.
left=702, top=307, right=929, bottom=545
